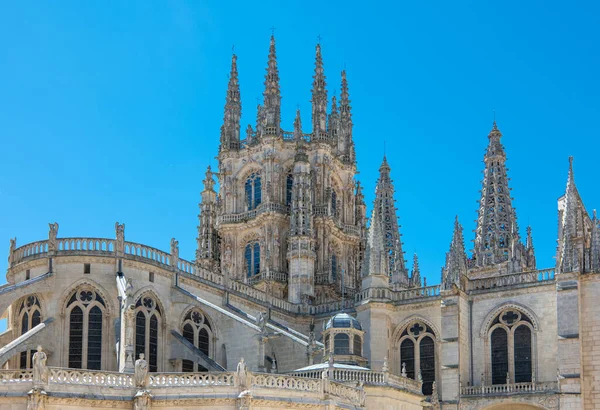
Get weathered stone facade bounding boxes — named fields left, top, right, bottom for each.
left=0, top=37, right=598, bottom=409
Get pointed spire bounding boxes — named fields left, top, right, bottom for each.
left=559, top=156, right=582, bottom=273
left=197, top=166, right=219, bottom=269
left=362, top=156, right=408, bottom=285
left=328, top=96, right=339, bottom=141
left=311, top=43, right=328, bottom=141
left=339, top=70, right=354, bottom=162
left=411, top=254, right=422, bottom=288
left=472, top=121, right=528, bottom=272
left=262, top=35, right=281, bottom=135
left=203, top=165, right=215, bottom=192
left=442, top=216, right=468, bottom=290
left=526, top=226, right=534, bottom=250
left=220, top=53, right=242, bottom=151
left=293, top=110, right=308, bottom=163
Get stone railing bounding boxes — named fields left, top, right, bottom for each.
left=355, top=285, right=441, bottom=304
left=461, top=381, right=558, bottom=396
left=292, top=368, right=421, bottom=395
left=124, top=241, right=170, bottom=266
left=11, top=240, right=48, bottom=263
left=57, top=238, right=115, bottom=253
left=282, top=130, right=312, bottom=142
left=49, top=368, right=133, bottom=388
left=0, top=369, right=33, bottom=384
left=149, top=371, right=234, bottom=387
left=248, top=270, right=288, bottom=285
left=217, top=202, right=289, bottom=225
left=251, top=373, right=321, bottom=392
left=468, top=268, right=555, bottom=292
left=309, top=299, right=354, bottom=315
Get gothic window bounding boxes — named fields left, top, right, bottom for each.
left=487, top=308, right=534, bottom=385
left=397, top=321, right=436, bottom=395
left=353, top=336, right=362, bottom=356
left=334, top=333, right=350, bottom=355
left=245, top=242, right=261, bottom=278
left=286, top=174, right=293, bottom=206
left=66, top=288, right=106, bottom=370
left=181, top=309, right=213, bottom=372
left=491, top=328, right=508, bottom=384
left=331, top=253, right=338, bottom=282
left=18, top=296, right=42, bottom=369
left=331, top=189, right=337, bottom=216
left=245, top=172, right=262, bottom=210
left=135, top=295, right=162, bottom=372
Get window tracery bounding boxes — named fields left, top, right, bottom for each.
left=286, top=173, right=293, bottom=207
left=66, top=288, right=106, bottom=370
left=245, top=242, right=260, bottom=278
left=397, top=321, right=436, bottom=395
left=486, top=308, right=534, bottom=384
left=18, top=295, right=42, bottom=369
left=135, top=294, right=161, bottom=372
left=245, top=172, right=262, bottom=210
left=181, top=308, right=213, bottom=372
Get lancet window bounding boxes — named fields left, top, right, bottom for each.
left=181, top=308, right=213, bottom=372
left=245, top=172, right=262, bottom=210
left=398, top=321, right=437, bottom=395
left=286, top=174, right=293, bottom=206
left=331, top=253, right=338, bottom=282
left=331, top=189, right=337, bottom=216
left=245, top=242, right=261, bottom=278
left=66, top=288, right=106, bottom=370
left=487, top=308, right=534, bottom=384
left=18, top=296, right=42, bottom=369
left=135, top=295, right=162, bottom=372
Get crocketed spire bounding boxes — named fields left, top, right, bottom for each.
left=311, top=43, right=328, bottom=141
left=328, top=96, right=339, bottom=141
left=442, top=216, right=468, bottom=290
left=362, top=156, right=408, bottom=285
left=220, top=54, right=241, bottom=151
left=558, top=157, right=582, bottom=273
left=339, top=70, right=354, bottom=162
left=196, top=166, right=219, bottom=269
left=472, top=122, right=532, bottom=272
left=410, top=254, right=422, bottom=288
left=262, top=35, right=281, bottom=136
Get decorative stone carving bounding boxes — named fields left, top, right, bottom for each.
left=134, top=354, right=149, bottom=388
left=8, top=237, right=16, bottom=266
left=401, top=362, right=407, bottom=377
left=236, top=357, right=248, bottom=389
left=47, top=222, right=58, bottom=251
left=27, top=388, right=47, bottom=410
left=133, top=390, right=152, bottom=410
left=115, top=222, right=125, bottom=253
left=32, top=346, right=48, bottom=387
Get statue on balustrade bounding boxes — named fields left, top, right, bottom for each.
left=134, top=353, right=149, bottom=388
left=27, top=389, right=47, bottom=410
left=32, top=345, right=48, bottom=387
left=48, top=222, right=58, bottom=251
left=236, top=357, right=248, bottom=389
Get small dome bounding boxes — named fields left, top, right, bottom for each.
left=325, top=313, right=362, bottom=330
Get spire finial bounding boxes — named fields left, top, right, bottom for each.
left=317, top=34, right=322, bottom=44
left=270, top=26, right=276, bottom=36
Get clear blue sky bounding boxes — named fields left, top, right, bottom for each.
left=1, top=1, right=599, bottom=293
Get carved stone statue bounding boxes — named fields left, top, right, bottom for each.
left=8, top=237, right=16, bottom=266
left=47, top=222, right=58, bottom=251
left=236, top=357, right=248, bottom=388
left=255, top=312, right=267, bottom=334
left=27, top=389, right=47, bottom=410
left=133, top=390, right=152, bottom=410
left=32, top=346, right=48, bottom=386
left=401, top=362, right=407, bottom=377
left=115, top=222, right=125, bottom=243
left=134, top=353, right=149, bottom=388
left=382, top=356, right=389, bottom=372
left=170, top=238, right=179, bottom=261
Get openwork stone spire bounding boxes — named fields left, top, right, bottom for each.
left=196, top=166, right=220, bottom=269
left=339, top=70, right=354, bottom=162
left=328, top=96, right=339, bottom=142
left=311, top=43, right=328, bottom=141
left=220, top=54, right=241, bottom=151
left=442, top=216, right=468, bottom=290
left=362, top=156, right=408, bottom=285
left=472, top=122, right=531, bottom=272
left=558, top=157, right=583, bottom=273
left=262, top=35, right=281, bottom=136
left=410, top=254, right=422, bottom=288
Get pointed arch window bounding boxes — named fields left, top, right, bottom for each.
left=331, top=189, right=337, bottom=216
left=181, top=309, right=214, bottom=372
left=135, top=295, right=161, bottom=372
left=286, top=174, right=294, bottom=207
left=245, top=242, right=260, bottom=278
left=245, top=172, right=262, bottom=210
left=398, top=321, right=436, bottom=395
left=487, top=309, right=534, bottom=385
left=18, top=296, right=42, bottom=369
left=66, top=288, right=106, bottom=370
left=331, top=253, right=338, bottom=282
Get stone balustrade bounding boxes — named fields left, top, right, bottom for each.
left=355, top=285, right=441, bottom=304
left=0, top=369, right=32, bottom=384
left=11, top=240, right=48, bottom=262
left=281, top=130, right=312, bottom=142
left=460, top=381, right=558, bottom=396
left=58, top=238, right=115, bottom=253
left=217, top=202, right=289, bottom=225
left=326, top=380, right=366, bottom=407
left=124, top=241, right=170, bottom=266
left=49, top=368, right=133, bottom=388
left=468, top=268, right=555, bottom=291
left=309, top=299, right=354, bottom=315
left=149, top=372, right=234, bottom=387
left=251, top=373, right=321, bottom=392
left=248, top=270, right=288, bottom=285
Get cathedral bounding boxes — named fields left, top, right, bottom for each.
left=0, top=36, right=599, bottom=410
